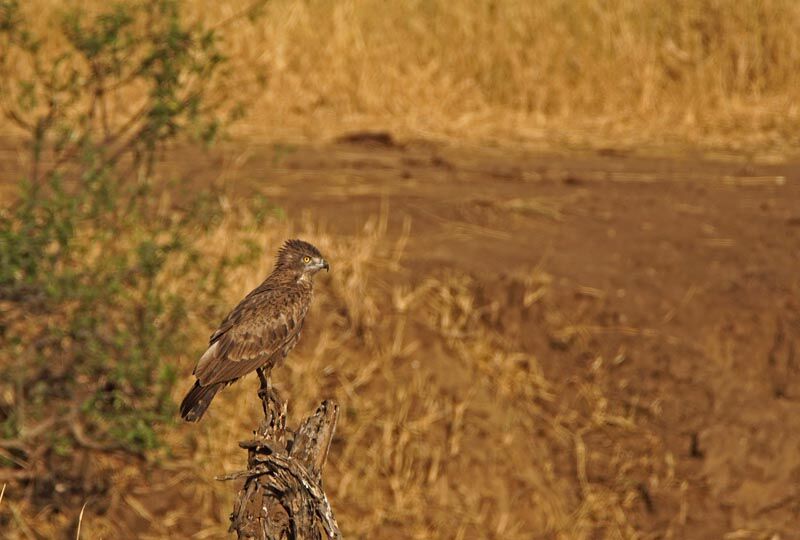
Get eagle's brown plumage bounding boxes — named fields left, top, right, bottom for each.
left=180, top=239, right=329, bottom=422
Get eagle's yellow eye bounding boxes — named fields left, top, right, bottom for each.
left=302, top=256, right=311, bottom=263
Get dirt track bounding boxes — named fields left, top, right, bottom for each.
left=166, top=137, right=800, bottom=537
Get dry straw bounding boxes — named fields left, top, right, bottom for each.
left=8, top=0, right=800, bottom=147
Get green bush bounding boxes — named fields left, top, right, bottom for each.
left=0, top=0, right=266, bottom=469
left=1, top=165, right=189, bottom=453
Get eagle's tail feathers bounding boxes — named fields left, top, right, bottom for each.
left=180, top=381, right=223, bottom=422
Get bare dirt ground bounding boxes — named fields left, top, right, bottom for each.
left=166, top=137, right=800, bottom=538
left=3, top=135, right=800, bottom=538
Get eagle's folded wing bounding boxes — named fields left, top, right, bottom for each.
left=194, top=302, right=301, bottom=386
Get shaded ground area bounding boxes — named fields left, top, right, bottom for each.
left=2, top=136, right=800, bottom=538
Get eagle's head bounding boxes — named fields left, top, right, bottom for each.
left=276, top=239, right=329, bottom=277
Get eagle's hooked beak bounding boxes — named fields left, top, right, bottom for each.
left=311, top=257, right=329, bottom=273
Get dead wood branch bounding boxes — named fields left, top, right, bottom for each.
left=219, top=376, right=341, bottom=540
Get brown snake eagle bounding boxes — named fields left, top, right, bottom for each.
left=180, top=239, right=329, bottom=422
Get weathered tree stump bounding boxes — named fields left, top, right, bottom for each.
left=217, top=373, right=341, bottom=540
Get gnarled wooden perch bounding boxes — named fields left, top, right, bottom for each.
left=218, top=373, right=341, bottom=540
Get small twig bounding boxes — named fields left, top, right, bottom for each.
left=209, top=0, right=269, bottom=31
left=0, top=470, right=38, bottom=481
left=67, top=406, right=136, bottom=455
left=0, top=439, right=28, bottom=451
left=0, top=447, right=29, bottom=469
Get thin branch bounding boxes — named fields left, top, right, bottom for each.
left=0, top=470, right=37, bottom=481
left=1, top=105, right=34, bottom=131
left=209, top=0, right=269, bottom=31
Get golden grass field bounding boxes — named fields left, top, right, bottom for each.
left=6, top=0, right=800, bottom=148
left=212, top=0, right=800, bottom=147
left=2, top=1, right=800, bottom=539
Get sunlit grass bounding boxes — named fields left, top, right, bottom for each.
left=2, top=196, right=682, bottom=538
left=4, top=0, right=800, bottom=148
left=192, top=0, right=800, bottom=147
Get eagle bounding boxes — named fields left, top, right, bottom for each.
left=180, top=239, right=329, bottom=422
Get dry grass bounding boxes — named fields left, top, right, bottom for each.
left=4, top=2, right=794, bottom=537
left=2, top=198, right=682, bottom=538
left=201, top=0, right=800, bottom=148
left=5, top=0, right=800, bottom=150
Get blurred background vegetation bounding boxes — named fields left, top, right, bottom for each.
left=3, top=0, right=800, bottom=146
left=207, top=0, right=800, bottom=146
left=1, top=0, right=799, bottom=538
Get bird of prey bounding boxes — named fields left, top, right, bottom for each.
left=180, top=239, right=329, bottom=422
